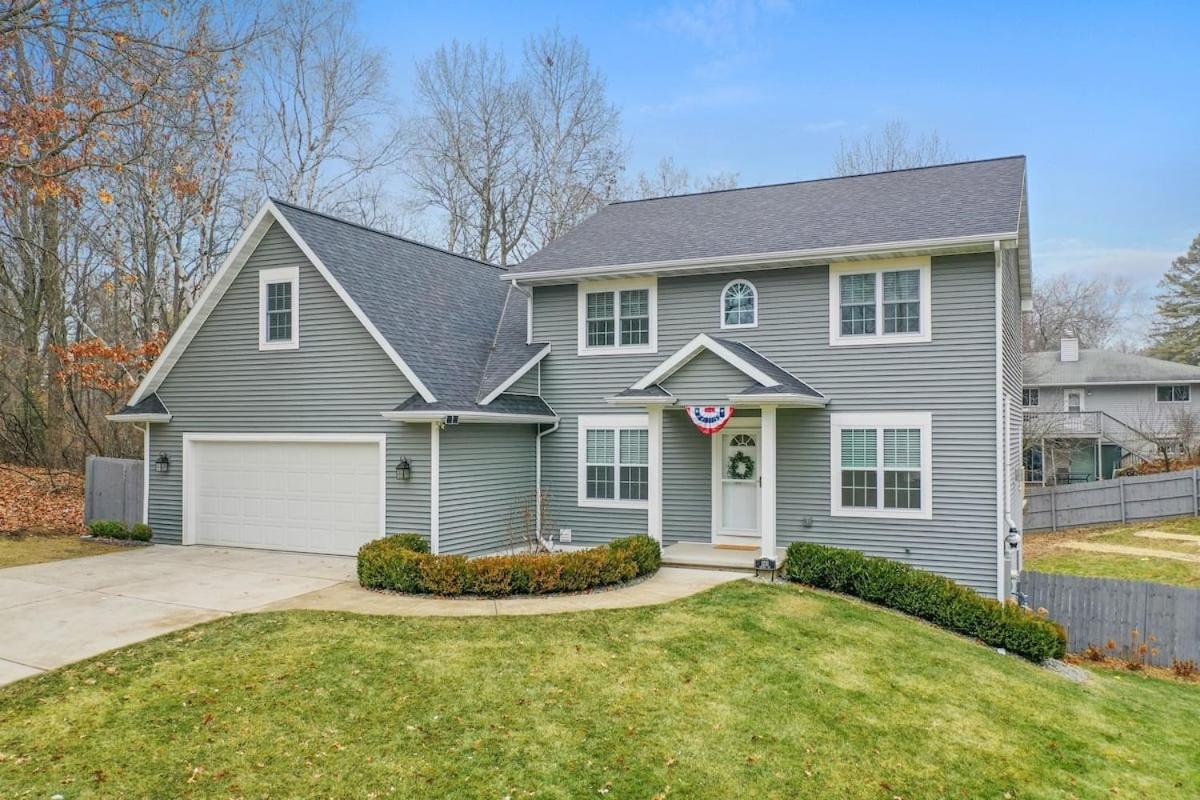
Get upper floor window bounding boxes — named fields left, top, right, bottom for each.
left=259, top=267, right=299, bottom=351
left=831, top=411, right=933, bottom=520
left=828, top=258, right=931, bottom=346
left=721, top=279, right=758, bottom=328
left=1157, top=384, right=1191, bottom=403
left=1022, top=388, right=1039, bottom=407
left=577, top=278, right=657, bottom=356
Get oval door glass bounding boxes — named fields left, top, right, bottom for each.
left=721, top=432, right=759, bottom=533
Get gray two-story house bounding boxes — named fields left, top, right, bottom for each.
left=111, top=156, right=1030, bottom=598
left=1023, top=335, right=1200, bottom=482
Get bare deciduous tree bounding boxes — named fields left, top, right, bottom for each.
left=410, top=29, right=623, bottom=264
left=630, top=156, right=739, bottom=199
left=248, top=0, right=407, bottom=225
left=833, top=119, right=956, bottom=177
left=1023, top=273, right=1133, bottom=353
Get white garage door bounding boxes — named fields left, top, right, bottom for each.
left=188, top=437, right=382, bottom=555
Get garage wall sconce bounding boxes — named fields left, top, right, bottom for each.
left=396, top=457, right=413, bottom=482
left=155, top=452, right=171, bottom=474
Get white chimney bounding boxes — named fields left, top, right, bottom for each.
left=1059, top=333, right=1079, bottom=362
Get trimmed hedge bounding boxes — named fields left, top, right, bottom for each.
left=357, top=534, right=660, bottom=597
left=783, top=542, right=1067, bottom=662
left=87, top=519, right=153, bottom=542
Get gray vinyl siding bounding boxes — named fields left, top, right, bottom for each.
left=439, top=424, right=537, bottom=555
left=1035, top=383, right=1200, bottom=430
left=533, top=253, right=1001, bottom=594
left=506, top=365, right=540, bottom=396
left=662, top=408, right=713, bottom=543
left=147, top=222, right=431, bottom=545
left=661, top=351, right=756, bottom=404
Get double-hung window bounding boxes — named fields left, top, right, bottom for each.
left=258, top=266, right=299, bottom=351
left=831, top=412, right=932, bottom=519
left=1157, top=384, right=1191, bottom=403
left=1022, top=388, right=1039, bottom=407
left=829, top=258, right=931, bottom=346
left=578, top=415, right=649, bottom=507
left=578, top=279, right=657, bottom=355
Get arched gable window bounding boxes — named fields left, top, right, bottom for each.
left=721, top=279, right=757, bottom=328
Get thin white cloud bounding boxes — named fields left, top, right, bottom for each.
left=649, top=0, right=794, bottom=49
left=801, top=120, right=847, bottom=132
left=636, top=83, right=763, bottom=115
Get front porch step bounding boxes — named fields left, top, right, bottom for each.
left=661, top=542, right=788, bottom=574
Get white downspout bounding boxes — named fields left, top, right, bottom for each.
left=535, top=417, right=560, bottom=550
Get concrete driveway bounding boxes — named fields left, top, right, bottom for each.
left=0, top=545, right=355, bottom=686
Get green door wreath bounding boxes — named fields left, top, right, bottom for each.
left=727, top=450, right=755, bottom=480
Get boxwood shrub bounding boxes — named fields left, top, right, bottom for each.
left=130, top=523, right=153, bottom=542
left=783, top=542, right=1067, bottom=662
left=357, top=534, right=660, bottom=597
left=88, top=519, right=130, bottom=539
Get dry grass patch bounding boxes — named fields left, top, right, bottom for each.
left=1025, top=517, right=1200, bottom=587
left=0, top=531, right=125, bottom=568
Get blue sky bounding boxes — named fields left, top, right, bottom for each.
left=359, top=0, right=1197, bottom=314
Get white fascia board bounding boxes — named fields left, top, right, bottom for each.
left=506, top=232, right=1017, bottom=286
left=131, top=200, right=437, bottom=406
left=632, top=333, right=780, bottom=391
left=1025, top=379, right=1200, bottom=388
left=726, top=393, right=828, bottom=407
left=381, top=410, right=558, bottom=425
left=478, top=343, right=551, bottom=406
left=105, top=413, right=173, bottom=423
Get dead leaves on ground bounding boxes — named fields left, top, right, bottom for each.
left=0, top=464, right=85, bottom=535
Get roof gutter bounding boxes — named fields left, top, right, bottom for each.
left=507, top=232, right=1018, bottom=285
left=380, top=410, right=558, bottom=425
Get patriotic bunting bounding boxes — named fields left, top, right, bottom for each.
left=686, top=405, right=735, bottom=435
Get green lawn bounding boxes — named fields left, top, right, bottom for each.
left=1025, top=517, right=1200, bottom=587
left=0, top=533, right=125, bottom=568
left=1, top=581, right=1197, bottom=798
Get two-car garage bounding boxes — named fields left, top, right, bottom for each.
left=184, top=435, right=384, bottom=556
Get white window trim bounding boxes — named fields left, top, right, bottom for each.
left=577, top=277, right=658, bottom=356
left=830, top=411, right=933, bottom=520
left=1062, top=388, right=1085, bottom=412
left=259, top=266, right=300, bottom=351
left=577, top=413, right=649, bottom=509
left=828, top=257, right=932, bottom=347
left=1022, top=388, right=1039, bottom=408
left=719, top=278, right=758, bottom=329
left=1155, top=384, right=1191, bottom=403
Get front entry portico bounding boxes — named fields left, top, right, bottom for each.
left=611, top=333, right=825, bottom=566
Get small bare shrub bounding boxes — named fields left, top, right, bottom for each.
left=1172, top=659, right=1197, bottom=680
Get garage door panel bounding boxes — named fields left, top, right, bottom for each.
left=189, top=439, right=381, bottom=556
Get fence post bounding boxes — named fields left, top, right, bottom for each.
left=1049, top=483, right=1057, bottom=532
left=1119, top=477, right=1127, bottom=524
left=1193, top=468, right=1198, bottom=517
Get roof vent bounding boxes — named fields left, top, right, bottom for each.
left=1060, top=334, right=1079, bottom=363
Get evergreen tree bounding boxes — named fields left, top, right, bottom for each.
left=1149, top=234, right=1200, bottom=364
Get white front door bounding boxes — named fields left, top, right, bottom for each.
left=712, top=420, right=761, bottom=544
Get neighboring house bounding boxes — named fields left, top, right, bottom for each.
left=1023, top=336, right=1200, bottom=483
left=110, top=156, right=1031, bottom=598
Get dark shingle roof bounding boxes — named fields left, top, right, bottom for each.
left=270, top=200, right=515, bottom=411
left=476, top=284, right=549, bottom=402
left=1025, top=350, right=1200, bottom=386
left=710, top=337, right=824, bottom=398
left=511, top=157, right=1026, bottom=275
left=111, top=392, right=169, bottom=416
left=392, top=392, right=554, bottom=418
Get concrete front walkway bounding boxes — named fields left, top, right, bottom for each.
left=0, top=545, right=743, bottom=686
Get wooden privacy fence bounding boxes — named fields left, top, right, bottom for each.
left=84, top=456, right=143, bottom=527
left=1021, top=570, right=1200, bottom=667
left=1024, top=468, right=1200, bottom=532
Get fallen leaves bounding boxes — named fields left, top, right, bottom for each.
left=0, top=464, right=85, bottom=534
